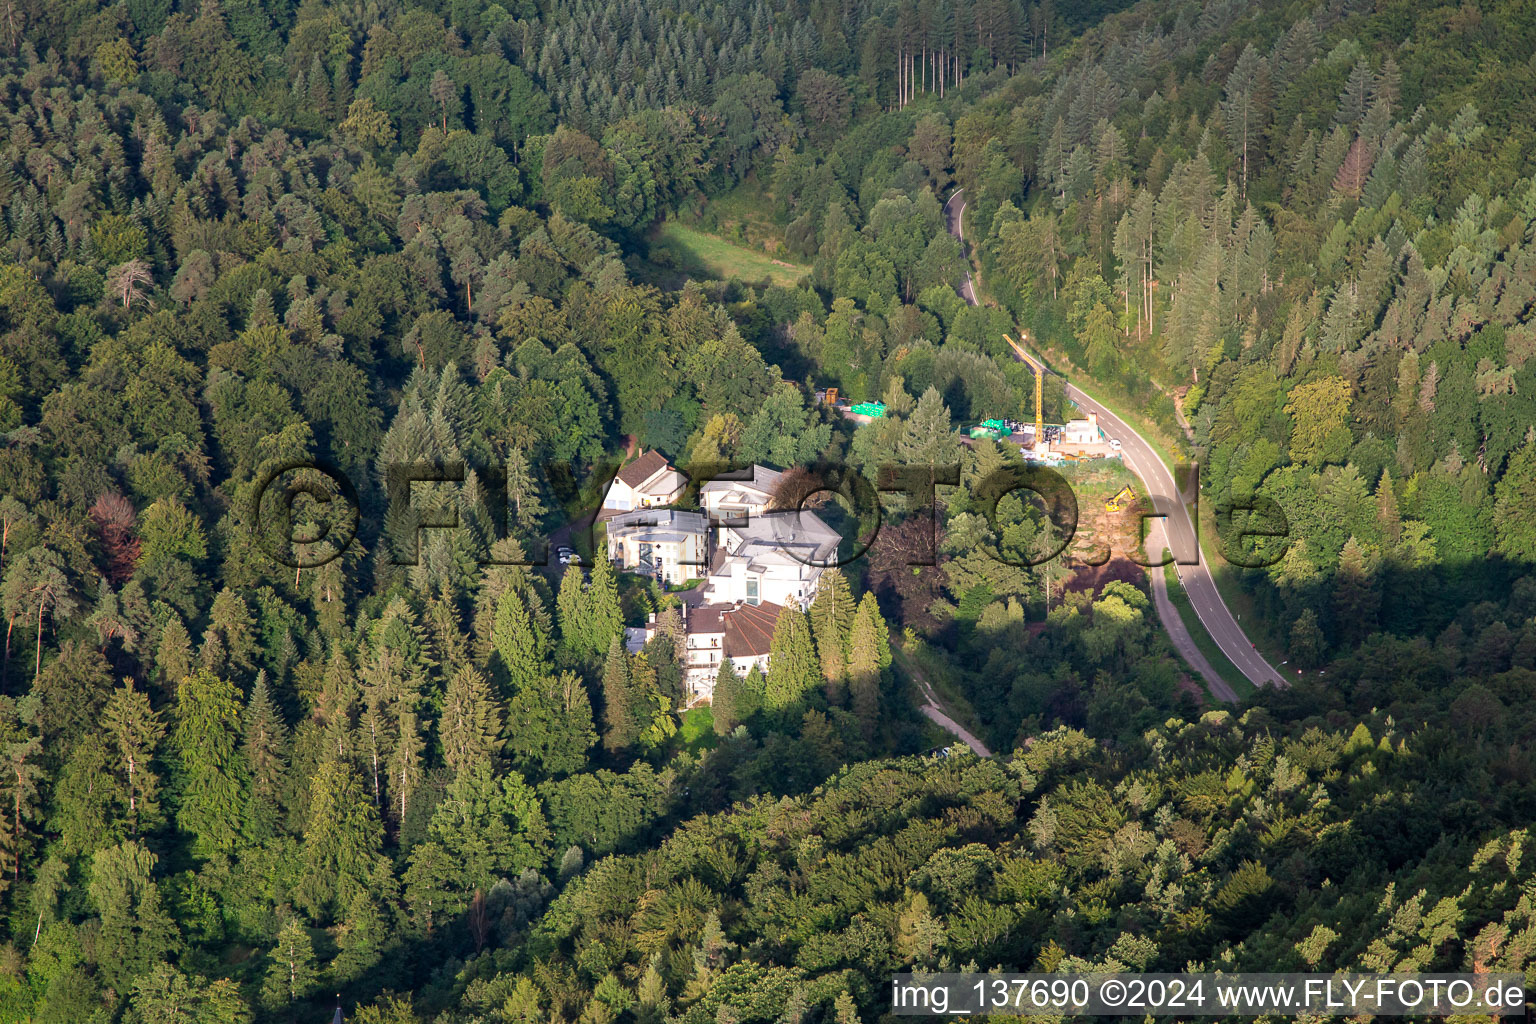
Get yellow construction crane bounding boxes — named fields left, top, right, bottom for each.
left=1003, top=333, right=1045, bottom=450
left=1105, top=485, right=1136, bottom=513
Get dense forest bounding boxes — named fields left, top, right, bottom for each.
left=0, top=0, right=1533, bottom=1019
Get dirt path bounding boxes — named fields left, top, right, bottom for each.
left=892, top=639, right=993, bottom=757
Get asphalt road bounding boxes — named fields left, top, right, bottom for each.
left=1143, top=517, right=1240, bottom=703
left=942, top=187, right=1286, bottom=694
left=943, top=189, right=979, bottom=305
left=1070, top=382, right=1285, bottom=689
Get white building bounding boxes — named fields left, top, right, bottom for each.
left=1061, top=413, right=1102, bottom=446
left=606, top=508, right=709, bottom=585
left=705, top=509, right=839, bottom=610
left=700, top=464, right=783, bottom=521
left=602, top=450, right=688, bottom=513
left=641, top=601, right=781, bottom=702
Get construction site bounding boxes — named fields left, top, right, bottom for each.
left=817, top=331, right=1123, bottom=462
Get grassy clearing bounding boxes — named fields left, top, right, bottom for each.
left=677, top=707, right=717, bottom=753
left=686, top=176, right=787, bottom=246
left=656, top=221, right=810, bottom=288
left=1162, top=558, right=1256, bottom=700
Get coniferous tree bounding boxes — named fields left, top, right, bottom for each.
left=765, top=604, right=818, bottom=716
left=0, top=701, right=41, bottom=882
left=127, top=963, right=250, bottom=1024
left=440, top=664, right=504, bottom=775
left=330, top=890, right=388, bottom=987
left=297, top=754, right=383, bottom=920
left=200, top=588, right=258, bottom=679
left=89, top=841, right=180, bottom=992
left=630, top=652, right=676, bottom=750
left=315, top=644, right=358, bottom=760
left=809, top=568, right=854, bottom=695
left=387, top=708, right=426, bottom=827
left=505, top=450, right=547, bottom=534
left=241, top=671, right=287, bottom=842
left=154, top=614, right=194, bottom=696
left=172, top=669, right=246, bottom=856
left=260, top=918, right=318, bottom=1017
left=1332, top=537, right=1380, bottom=645
left=556, top=564, right=590, bottom=658
left=847, top=596, right=884, bottom=735
left=425, top=762, right=552, bottom=891
left=103, top=680, right=164, bottom=837
left=492, top=587, right=547, bottom=691
left=710, top=659, right=755, bottom=735
left=600, top=636, right=638, bottom=752
left=586, top=555, right=625, bottom=657
left=506, top=670, right=595, bottom=777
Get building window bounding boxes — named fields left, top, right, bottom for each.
left=746, top=578, right=759, bottom=604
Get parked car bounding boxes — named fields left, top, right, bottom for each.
left=557, top=546, right=577, bottom=564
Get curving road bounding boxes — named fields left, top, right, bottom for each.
left=944, top=190, right=979, bottom=305
left=943, top=188, right=1285, bottom=694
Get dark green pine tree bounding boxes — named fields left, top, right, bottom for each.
left=102, top=679, right=164, bottom=837
left=710, top=659, right=757, bottom=735
left=440, top=664, right=504, bottom=775
left=260, top=917, right=318, bottom=1017
left=505, top=449, right=547, bottom=533
left=600, top=636, right=640, bottom=753
left=154, top=613, right=194, bottom=696
left=586, top=554, right=625, bottom=658
left=809, top=568, right=855, bottom=697
left=1332, top=536, right=1380, bottom=646
left=200, top=587, right=258, bottom=680
left=847, top=596, right=885, bottom=736
left=172, top=669, right=246, bottom=857
left=743, top=663, right=768, bottom=707
left=859, top=591, right=892, bottom=669
left=296, top=753, right=383, bottom=921
left=492, top=587, right=548, bottom=691
left=556, top=563, right=590, bottom=659
left=88, top=841, right=181, bottom=993
left=765, top=604, right=818, bottom=717
left=330, top=890, right=388, bottom=987
left=241, top=670, right=288, bottom=843
left=506, top=670, right=596, bottom=777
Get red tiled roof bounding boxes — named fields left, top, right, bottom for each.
left=685, top=603, right=729, bottom=634
left=616, top=449, right=675, bottom=489
left=723, top=601, right=782, bottom=658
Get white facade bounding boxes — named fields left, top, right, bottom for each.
left=606, top=509, right=709, bottom=585
left=1062, top=413, right=1102, bottom=445
left=640, top=601, right=780, bottom=703
left=705, top=510, right=839, bottom=610
left=700, top=464, right=782, bottom=521
left=603, top=450, right=688, bottom=512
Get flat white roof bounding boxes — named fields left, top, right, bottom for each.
left=721, top=509, right=839, bottom=566
left=700, top=465, right=783, bottom=496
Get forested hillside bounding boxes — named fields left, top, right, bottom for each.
left=0, top=0, right=1533, bottom=1020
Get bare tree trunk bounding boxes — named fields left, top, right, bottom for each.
left=33, top=599, right=43, bottom=680
left=2, top=610, right=12, bottom=690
